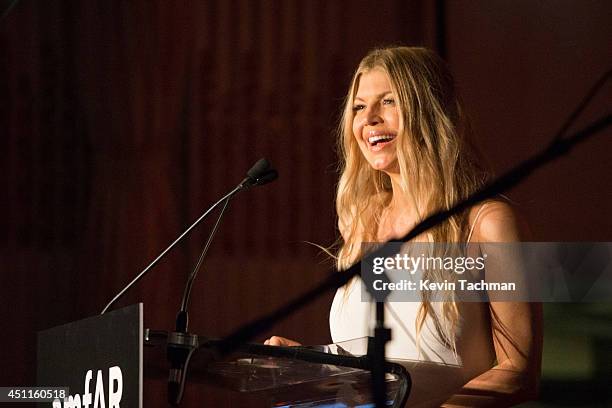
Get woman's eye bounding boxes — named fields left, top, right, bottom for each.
left=352, top=104, right=365, bottom=112
left=382, top=98, right=395, bottom=105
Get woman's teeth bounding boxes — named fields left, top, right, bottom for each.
left=368, top=135, right=395, bottom=146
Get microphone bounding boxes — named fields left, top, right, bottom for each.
left=239, top=158, right=278, bottom=190
left=100, top=158, right=278, bottom=315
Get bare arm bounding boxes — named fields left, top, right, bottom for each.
left=443, top=202, right=543, bottom=407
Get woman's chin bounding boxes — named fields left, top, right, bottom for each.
left=369, top=157, right=398, bottom=172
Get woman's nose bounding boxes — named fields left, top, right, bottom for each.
left=364, top=106, right=382, bottom=126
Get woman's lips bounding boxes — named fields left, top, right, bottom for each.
left=367, top=134, right=396, bottom=151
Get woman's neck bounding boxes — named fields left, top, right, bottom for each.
left=378, top=171, right=420, bottom=240
left=386, top=171, right=418, bottom=217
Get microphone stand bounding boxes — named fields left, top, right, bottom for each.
left=371, top=302, right=391, bottom=407
left=176, top=198, right=231, bottom=333
left=168, top=197, right=231, bottom=406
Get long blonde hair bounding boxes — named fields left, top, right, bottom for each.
left=336, top=46, right=489, bottom=350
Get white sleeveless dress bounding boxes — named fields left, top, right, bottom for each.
left=328, top=205, right=497, bottom=406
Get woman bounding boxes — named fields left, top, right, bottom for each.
left=266, top=46, right=542, bottom=407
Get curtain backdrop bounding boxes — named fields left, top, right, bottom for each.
left=0, top=1, right=427, bottom=405
left=1, top=1, right=610, bottom=406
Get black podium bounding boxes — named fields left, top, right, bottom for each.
left=37, top=304, right=410, bottom=407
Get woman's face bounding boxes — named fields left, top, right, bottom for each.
left=352, top=68, right=400, bottom=173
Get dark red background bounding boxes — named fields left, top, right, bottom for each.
left=1, top=1, right=610, bottom=406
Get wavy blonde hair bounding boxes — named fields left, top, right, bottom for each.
left=336, top=46, right=489, bottom=351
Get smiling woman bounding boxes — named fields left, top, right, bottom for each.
left=352, top=69, right=401, bottom=171
left=267, top=47, right=542, bottom=407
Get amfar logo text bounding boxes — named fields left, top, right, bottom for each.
left=53, top=366, right=123, bottom=408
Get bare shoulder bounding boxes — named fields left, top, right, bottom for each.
left=469, top=200, right=531, bottom=242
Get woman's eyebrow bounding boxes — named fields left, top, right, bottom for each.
left=354, top=91, right=393, bottom=101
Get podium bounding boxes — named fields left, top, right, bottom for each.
left=38, top=304, right=411, bottom=407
